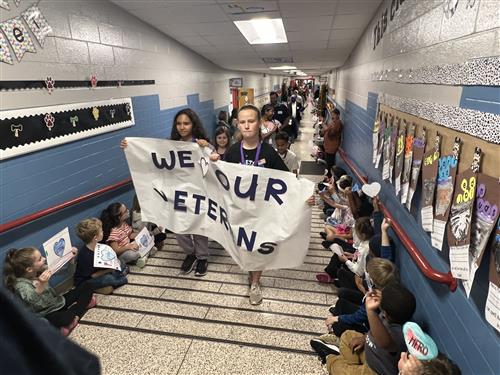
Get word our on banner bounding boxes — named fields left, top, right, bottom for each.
left=124, top=138, right=315, bottom=272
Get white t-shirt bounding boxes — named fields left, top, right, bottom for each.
left=278, top=149, right=299, bottom=173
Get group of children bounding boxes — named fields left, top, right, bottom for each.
left=311, top=165, right=461, bottom=375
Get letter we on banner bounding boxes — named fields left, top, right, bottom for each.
left=124, top=138, right=315, bottom=271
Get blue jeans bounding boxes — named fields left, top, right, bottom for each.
left=82, top=270, right=128, bottom=290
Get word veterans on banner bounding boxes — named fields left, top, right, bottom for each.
left=125, top=138, right=315, bottom=272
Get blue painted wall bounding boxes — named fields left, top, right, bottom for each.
left=335, top=93, right=499, bottom=375
left=0, top=93, right=219, bottom=284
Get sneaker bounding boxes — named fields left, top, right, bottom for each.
left=194, top=259, right=208, bottom=277
left=94, top=286, right=113, bottom=295
left=320, top=231, right=327, bottom=240
left=180, top=254, right=197, bottom=274
left=61, top=316, right=79, bottom=337
left=249, top=283, right=263, bottom=305
left=136, top=256, right=147, bottom=269
left=122, top=265, right=130, bottom=276
left=310, top=338, right=340, bottom=364
left=315, top=272, right=333, bottom=283
left=318, top=333, right=341, bottom=347
left=86, top=295, right=97, bottom=309
left=149, top=246, right=158, bottom=257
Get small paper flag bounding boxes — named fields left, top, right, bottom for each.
left=0, top=16, right=36, bottom=61
left=0, top=32, right=14, bottom=64
left=22, top=5, right=52, bottom=47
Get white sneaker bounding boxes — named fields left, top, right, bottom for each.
left=149, top=246, right=158, bottom=257
left=249, top=283, right=263, bottom=305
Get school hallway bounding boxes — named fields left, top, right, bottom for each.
left=70, top=107, right=334, bottom=375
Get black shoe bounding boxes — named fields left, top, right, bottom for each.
left=322, top=240, right=334, bottom=249
left=310, top=339, right=340, bottom=364
left=194, top=259, right=208, bottom=277
left=320, top=232, right=327, bottom=240
left=180, top=254, right=197, bottom=274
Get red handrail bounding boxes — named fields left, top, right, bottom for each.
left=338, top=149, right=458, bottom=292
left=0, top=178, right=132, bottom=234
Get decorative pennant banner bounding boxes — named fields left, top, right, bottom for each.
left=447, top=149, right=482, bottom=280
left=485, top=219, right=500, bottom=333
left=381, top=116, right=393, bottom=180
left=372, top=107, right=381, bottom=165
left=22, top=4, right=52, bottom=47
left=400, top=123, right=415, bottom=204
left=14, top=0, right=21, bottom=7
left=431, top=138, right=461, bottom=251
left=0, top=32, right=14, bottom=65
left=0, top=16, right=36, bottom=61
left=393, top=120, right=407, bottom=195
left=0, top=0, right=10, bottom=10
left=388, top=118, right=399, bottom=181
left=0, top=98, right=135, bottom=160
left=420, top=134, right=441, bottom=232
left=462, top=174, right=500, bottom=296
left=375, top=112, right=386, bottom=168
left=406, top=128, right=426, bottom=209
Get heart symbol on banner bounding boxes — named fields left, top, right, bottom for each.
left=403, top=322, right=438, bottom=360
left=199, top=157, right=209, bottom=177
left=53, top=238, right=66, bottom=257
left=361, top=182, right=381, bottom=198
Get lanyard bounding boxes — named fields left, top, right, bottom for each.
left=240, top=142, right=262, bottom=166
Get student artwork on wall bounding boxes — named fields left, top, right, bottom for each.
left=375, top=112, right=386, bottom=168
left=393, top=120, right=407, bottom=195
left=388, top=118, right=399, bottom=181
left=381, top=115, right=393, bottom=179
left=420, top=134, right=441, bottom=232
left=372, top=107, right=381, bottom=165
left=405, top=128, right=426, bottom=209
left=400, top=123, right=415, bottom=204
left=462, top=174, right=500, bottom=296
left=447, top=148, right=481, bottom=280
left=0, top=16, right=36, bottom=61
left=431, top=138, right=461, bottom=251
left=485, top=219, right=500, bottom=333
left=0, top=98, right=135, bottom=160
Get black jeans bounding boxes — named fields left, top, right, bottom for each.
left=329, top=298, right=367, bottom=336
left=338, top=287, right=364, bottom=306
left=324, top=239, right=356, bottom=278
left=337, top=267, right=359, bottom=291
left=45, top=283, right=93, bottom=328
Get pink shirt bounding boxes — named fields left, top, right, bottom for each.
left=107, top=222, right=133, bottom=247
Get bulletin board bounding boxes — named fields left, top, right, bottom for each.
left=238, top=88, right=254, bottom=107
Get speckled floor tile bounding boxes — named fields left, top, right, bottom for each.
left=305, top=255, right=329, bottom=264
left=127, top=273, right=223, bottom=292
left=71, top=325, right=191, bottom=375
left=219, top=283, right=328, bottom=304
left=227, top=266, right=319, bottom=282
left=306, top=249, right=331, bottom=257
left=273, top=277, right=336, bottom=293
left=137, top=315, right=313, bottom=351
left=326, top=294, right=339, bottom=306
left=146, top=257, right=233, bottom=272
left=83, top=308, right=144, bottom=326
left=176, top=340, right=325, bottom=375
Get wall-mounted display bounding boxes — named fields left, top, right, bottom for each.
left=374, top=112, right=386, bottom=168
left=400, top=123, right=415, bottom=204
left=229, top=78, right=243, bottom=88
left=372, top=108, right=381, bottom=165
left=388, top=118, right=399, bottom=181
left=0, top=98, right=135, bottom=160
left=420, top=134, right=441, bottom=232
left=393, top=120, right=407, bottom=195
left=0, top=79, right=155, bottom=92
left=381, top=115, right=392, bottom=179
left=485, top=219, right=500, bottom=333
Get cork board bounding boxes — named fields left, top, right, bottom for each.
left=380, top=104, right=499, bottom=177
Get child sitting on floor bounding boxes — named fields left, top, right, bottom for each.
left=74, top=218, right=128, bottom=294
left=131, top=195, right=167, bottom=257
left=3, top=247, right=96, bottom=336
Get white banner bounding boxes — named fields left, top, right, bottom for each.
left=124, top=138, right=315, bottom=271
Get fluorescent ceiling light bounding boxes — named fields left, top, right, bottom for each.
left=269, top=65, right=296, bottom=70
left=234, top=18, right=287, bottom=45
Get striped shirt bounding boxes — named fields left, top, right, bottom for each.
left=107, top=222, right=133, bottom=247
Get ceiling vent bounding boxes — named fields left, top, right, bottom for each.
left=262, top=57, right=293, bottom=64
left=222, top=2, right=279, bottom=15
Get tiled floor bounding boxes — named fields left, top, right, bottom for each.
left=71, top=104, right=334, bottom=375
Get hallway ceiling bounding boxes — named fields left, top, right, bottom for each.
left=111, top=0, right=382, bottom=75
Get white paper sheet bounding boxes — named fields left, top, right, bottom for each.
left=485, top=282, right=500, bottom=333
left=135, top=227, right=155, bottom=257
left=43, top=227, right=74, bottom=273
left=449, top=244, right=470, bottom=280
left=94, top=243, right=121, bottom=271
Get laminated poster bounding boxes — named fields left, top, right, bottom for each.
left=447, top=149, right=481, bottom=280
left=393, top=120, right=407, bottom=195
left=485, top=218, right=500, bottom=333
left=381, top=116, right=392, bottom=179
left=400, top=123, right=415, bottom=204
left=405, top=129, right=426, bottom=209
left=372, top=109, right=381, bottom=165
left=462, top=174, right=499, bottom=296
left=420, top=134, right=441, bottom=232
left=43, top=227, right=75, bottom=273
left=375, top=113, right=386, bottom=168
left=94, top=243, right=121, bottom=271
left=388, top=118, right=399, bottom=181
left=431, top=138, right=461, bottom=251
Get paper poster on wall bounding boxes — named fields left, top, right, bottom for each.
left=393, top=120, right=407, bottom=195
left=381, top=116, right=392, bottom=179
left=400, top=123, right=415, bottom=204
left=372, top=108, right=381, bottom=165
left=447, top=149, right=481, bottom=280
left=485, top=219, right=500, bottom=333
left=420, top=134, right=441, bottom=232
left=462, top=174, right=500, bottom=296
left=431, top=138, right=461, bottom=251
left=405, top=129, right=426, bottom=209
left=135, top=226, right=154, bottom=257
left=388, top=118, right=399, bottom=181
left=94, top=243, right=122, bottom=271
left=42, top=227, right=75, bottom=273
left=375, top=113, right=386, bottom=168
left=0, top=16, right=36, bottom=61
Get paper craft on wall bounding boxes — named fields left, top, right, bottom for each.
left=431, top=138, right=461, bottom=251
left=420, top=134, right=441, bottom=231
left=485, top=219, right=500, bottom=333
left=382, top=115, right=393, bottom=179
left=372, top=106, right=381, bottom=165
left=448, top=148, right=481, bottom=280
left=0, top=98, right=135, bottom=160
left=22, top=5, right=52, bottom=47
left=400, top=123, right=415, bottom=204
left=462, top=174, right=500, bottom=296
left=0, top=16, right=36, bottom=61
left=375, top=112, right=386, bottom=168
left=406, top=128, right=426, bottom=209
left=388, top=118, right=399, bottom=181
left=0, top=32, right=14, bottom=64
left=393, top=120, right=407, bottom=195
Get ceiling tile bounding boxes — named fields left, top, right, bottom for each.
left=329, top=27, right=364, bottom=40
left=203, top=34, right=248, bottom=46
left=279, top=1, right=338, bottom=17
left=176, top=36, right=211, bottom=47
left=286, top=30, right=330, bottom=42
left=282, top=16, right=333, bottom=31
left=190, top=22, right=239, bottom=36
left=133, top=5, right=229, bottom=25
left=289, top=40, right=328, bottom=50
left=327, top=38, right=357, bottom=48
left=157, top=24, right=198, bottom=37
left=336, top=0, right=382, bottom=15
left=332, top=13, right=373, bottom=29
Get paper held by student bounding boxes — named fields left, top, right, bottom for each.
left=43, top=227, right=75, bottom=273
left=93, top=243, right=121, bottom=271
left=135, top=227, right=155, bottom=257
left=124, top=137, right=315, bottom=272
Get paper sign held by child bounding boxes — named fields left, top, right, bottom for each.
left=43, top=227, right=75, bottom=273
left=94, top=243, right=121, bottom=271
left=135, top=227, right=154, bottom=257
